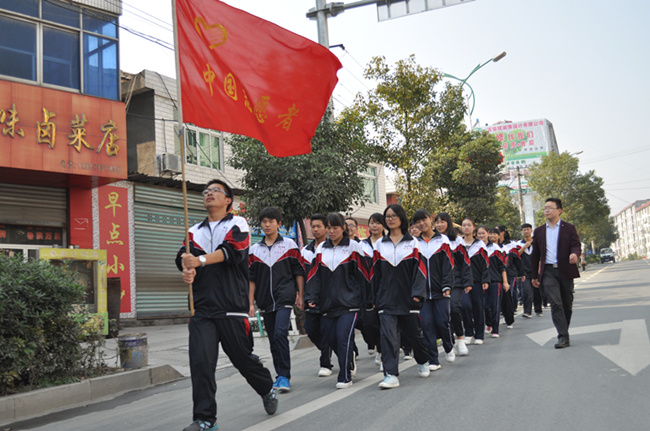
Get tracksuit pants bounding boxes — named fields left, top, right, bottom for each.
left=450, top=287, right=465, bottom=338
left=189, top=315, right=273, bottom=424
left=485, top=282, right=502, bottom=334
left=521, top=274, right=534, bottom=315
left=502, top=277, right=516, bottom=326
left=304, top=311, right=333, bottom=369
left=420, top=297, right=453, bottom=365
left=322, top=312, right=358, bottom=383
left=462, top=282, right=485, bottom=340
left=264, top=307, right=292, bottom=379
left=379, top=312, right=429, bottom=376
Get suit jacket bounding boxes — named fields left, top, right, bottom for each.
left=530, top=219, right=581, bottom=281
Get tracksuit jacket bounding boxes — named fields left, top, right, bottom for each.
left=305, top=237, right=369, bottom=317
left=501, top=240, right=524, bottom=279
left=300, top=240, right=321, bottom=314
left=465, top=239, right=490, bottom=285
left=371, top=233, right=427, bottom=315
left=415, top=232, right=454, bottom=300
left=175, top=214, right=251, bottom=319
left=517, top=239, right=533, bottom=275
left=450, top=236, right=473, bottom=289
left=485, top=242, right=507, bottom=283
left=249, top=235, right=304, bottom=313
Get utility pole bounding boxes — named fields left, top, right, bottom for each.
left=516, top=166, right=525, bottom=224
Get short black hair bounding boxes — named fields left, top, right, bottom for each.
left=327, top=213, right=349, bottom=238
left=368, top=212, right=385, bottom=226
left=412, top=208, right=432, bottom=223
left=259, top=206, right=282, bottom=223
left=205, top=179, right=233, bottom=212
left=345, top=217, right=358, bottom=227
left=521, top=223, right=532, bottom=230
left=545, top=197, right=563, bottom=210
left=310, top=213, right=327, bottom=226
left=384, top=204, right=409, bottom=235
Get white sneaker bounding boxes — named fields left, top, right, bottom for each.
left=445, top=350, right=456, bottom=363
left=379, top=362, right=384, bottom=372
left=403, top=350, right=413, bottom=360
left=465, top=336, right=475, bottom=345
left=474, top=339, right=484, bottom=345
left=507, top=324, right=514, bottom=329
left=428, top=363, right=441, bottom=371
left=374, top=352, right=381, bottom=366
left=417, top=364, right=430, bottom=377
left=350, top=354, right=357, bottom=377
left=378, top=374, right=399, bottom=389
left=336, top=381, right=352, bottom=389
left=368, top=347, right=377, bottom=355
left=456, top=339, right=469, bottom=356
left=318, top=367, right=332, bottom=377
left=491, top=333, right=500, bottom=338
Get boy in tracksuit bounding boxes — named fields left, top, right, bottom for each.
left=249, top=207, right=304, bottom=393
left=300, top=214, right=333, bottom=377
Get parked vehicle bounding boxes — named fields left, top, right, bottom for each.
left=600, top=248, right=615, bottom=263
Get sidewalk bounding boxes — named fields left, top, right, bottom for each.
left=1, top=323, right=306, bottom=426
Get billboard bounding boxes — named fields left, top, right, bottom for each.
left=486, top=118, right=558, bottom=189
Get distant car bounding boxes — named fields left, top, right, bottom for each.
left=600, top=248, right=615, bottom=263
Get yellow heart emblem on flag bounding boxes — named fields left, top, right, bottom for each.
left=194, top=16, right=228, bottom=49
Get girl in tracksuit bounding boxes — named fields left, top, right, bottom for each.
left=435, top=212, right=473, bottom=357
left=305, top=213, right=369, bottom=389
left=499, top=227, right=523, bottom=327
left=460, top=218, right=490, bottom=344
left=359, top=213, right=386, bottom=367
left=412, top=209, right=454, bottom=370
left=484, top=227, right=510, bottom=337
left=371, top=204, right=431, bottom=389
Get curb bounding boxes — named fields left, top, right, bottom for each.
left=0, top=364, right=184, bottom=427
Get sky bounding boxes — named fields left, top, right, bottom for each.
left=119, top=0, right=650, bottom=215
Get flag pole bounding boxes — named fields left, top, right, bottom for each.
left=172, top=0, right=194, bottom=316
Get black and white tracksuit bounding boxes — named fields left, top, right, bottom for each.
left=416, top=232, right=454, bottom=362
left=485, top=242, right=506, bottom=334
left=305, top=237, right=369, bottom=383
left=175, top=215, right=273, bottom=425
left=462, top=239, right=490, bottom=340
left=450, top=236, right=473, bottom=338
left=249, top=235, right=304, bottom=379
left=371, top=234, right=429, bottom=376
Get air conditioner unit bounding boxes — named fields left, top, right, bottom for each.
left=161, top=153, right=182, bottom=174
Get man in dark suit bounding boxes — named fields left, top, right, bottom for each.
left=530, top=197, right=581, bottom=349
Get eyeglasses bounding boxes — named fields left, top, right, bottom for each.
left=543, top=206, right=557, bottom=211
left=202, top=187, right=229, bottom=197
left=385, top=214, right=399, bottom=220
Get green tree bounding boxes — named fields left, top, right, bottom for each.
left=527, top=151, right=615, bottom=247
left=422, top=130, right=503, bottom=223
left=228, top=110, right=375, bottom=243
left=491, top=186, right=522, bottom=236
left=346, top=55, right=466, bottom=205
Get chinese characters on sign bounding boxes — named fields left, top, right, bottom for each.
left=1, top=101, right=121, bottom=156
left=99, top=186, right=132, bottom=313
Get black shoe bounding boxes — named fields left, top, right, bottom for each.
left=262, top=390, right=278, bottom=415
left=554, top=338, right=570, bottom=349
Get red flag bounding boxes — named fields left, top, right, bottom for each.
left=176, top=0, right=342, bottom=157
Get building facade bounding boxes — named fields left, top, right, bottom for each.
left=612, top=199, right=650, bottom=259
left=0, top=1, right=131, bottom=327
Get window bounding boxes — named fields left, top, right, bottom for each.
left=0, top=0, right=119, bottom=100
left=362, top=166, right=378, bottom=203
left=181, top=126, right=223, bottom=170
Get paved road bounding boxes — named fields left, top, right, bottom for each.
left=8, top=260, right=650, bottom=431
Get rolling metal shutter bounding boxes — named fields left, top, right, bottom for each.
left=0, top=183, right=67, bottom=227
left=133, top=185, right=206, bottom=318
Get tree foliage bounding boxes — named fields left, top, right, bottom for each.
left=527, top=151, right=617, bottom=248
left=346, top=55, right=466, bottom=200
left=423, top=130, right=504, bottom=223
left=228, top=111, right=375, bottom=242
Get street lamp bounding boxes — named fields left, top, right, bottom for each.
left=443, top=51, right=507, bottom=129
